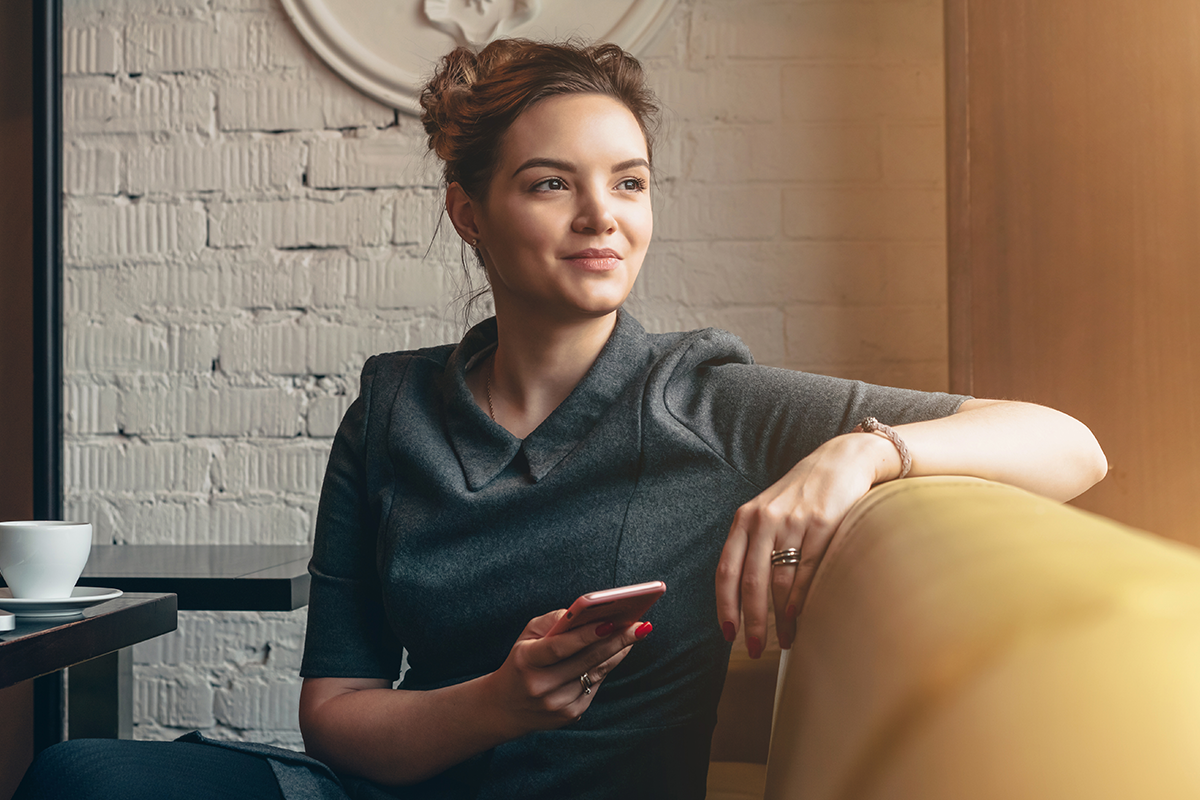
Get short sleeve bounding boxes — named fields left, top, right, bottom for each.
left=664, top=331, right=970, bottom=488
left=300, top=356, right=405, bottom=681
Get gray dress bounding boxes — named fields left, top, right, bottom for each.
left=282, top=312, right=967, bottom=799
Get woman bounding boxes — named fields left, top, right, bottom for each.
left=15, top=38, right=1106, bottom=800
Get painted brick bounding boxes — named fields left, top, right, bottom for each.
left=61, top=494, right=118, bottom=543
left=65, top=146, right=121, bottom=196
left=224, top=252, right=314, bottom=308
left=311, top=251, right=447, bottom=309
left=65, top=440, right=211, bottom=493
left=127, top=138, right=304, bottom=195
left=217, top=11, right=309, bottom=71
left=217, top=73, right=393, bottom=132
left=308, top=392, right=356, bottom=437
left=642, top=241, right=889, bottom=307
left=65, top=319, right=171, bottom=373
left=214, top=678, right=302, bottom=730
left=790, top=360, right=950, bottom=395
left=689, top=3, right=877, bottom=63
left=120, top=382, right=305, bottom=437
left=84, top=256, right=313, bottom=313
left=68, top=200, right=207, bottom=260
left=88, top=498, right=312, bottom=544
left=65, top=382, right=121, bottom=435
left=308, top=132, right=440, bottom=189
left=782, top=63, right=943, bottom=123
left=307, top=324, right=400, bottom=376
left=63, top=25, right=120, bottom=75
left=877, top=2, right=945, bottom=65
left=885, top=242, right=948, bottom=305
left=655, top=184, right=781, bottom=241
left=219, top=320, right=308, bottom=375
left=219, top=441, right=330, bottom=496
left=784, top=303, right=948, bottom=368
left=392, top=190, right=441, bottom=246
left=782, top=186, right=945, bottom=241
left=134, top=613, right=221, bottom=666
left=66, top=270, right=101, bottom=315
left=169, top=325, right=221, bottom=372
left=134, top=674, right=215, bottom=729
left=208, top=195, right=389, bottom=248
left=136, top=610, right=306, bottom=669
left=126, top=19, right=220, bottom=73
left=406, top=316, right=462, bottom=351
left=683, top=124, right=881, bottom=183
left=654, top=64, right=781, bottom=123
left=64, top=77, right=212, bottom=134
left=643, top=305, right=788, bottom=367
left=883, top=122, right=945, bottom=183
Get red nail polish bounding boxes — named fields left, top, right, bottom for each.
left=786, top=604, right=797, bottom=620
left=635, top=622, right=653, bottom=640
left=721, top=621, right=736, bottom=643
left=747, top=635, right=763, bottom=659
left=595, top=621, right=614, bottom=637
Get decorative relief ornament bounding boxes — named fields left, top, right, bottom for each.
left=280, top=0, right=678, bottom=115
left=424, top=0, right=542, bottom=48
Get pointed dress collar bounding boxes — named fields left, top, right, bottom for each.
left=440, top=312, right=650, bottom=491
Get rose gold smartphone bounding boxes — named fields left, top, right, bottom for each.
left=545, top=580, right=667, bottom=637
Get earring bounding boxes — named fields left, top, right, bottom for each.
left=470, top=238, right=479, bottom=247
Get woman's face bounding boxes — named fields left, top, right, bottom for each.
left=469, top=93, right=653, bottom=324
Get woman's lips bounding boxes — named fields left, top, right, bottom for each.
left=565, top=248, right=622, bottom=271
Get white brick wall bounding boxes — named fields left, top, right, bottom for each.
left=64, top=0, right=948, bottom=747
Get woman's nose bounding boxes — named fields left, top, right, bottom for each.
left=572, top=190, right=617, bottom=235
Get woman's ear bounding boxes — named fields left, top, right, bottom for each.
left=446, top=183, right=481, bottom=246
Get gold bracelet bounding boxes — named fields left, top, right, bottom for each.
left=859, top=417, right=912, bottom=479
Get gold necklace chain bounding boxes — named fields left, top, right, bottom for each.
left=485, top=355, right=496, bottom=422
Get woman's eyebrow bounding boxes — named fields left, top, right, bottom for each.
left=511, top=157, right=650, bottom=177
left=512, top=157, right=575, bottom=177
left=612, top=158, right=650, bottom=172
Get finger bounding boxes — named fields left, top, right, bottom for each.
left=791, top=521, right=836, bottom=616
left=778, top=522, right=837, bottom=648
left=523, top=613, right=623, bottom=669
left=558, top=642, right=637, bottom=721
left=770, top=560, right=798, bottom=649
left=553, top=621, right=645, bottom=684
left=740, top=507, right=785, bottom=660
left=716, top=515, right=752, bottom=643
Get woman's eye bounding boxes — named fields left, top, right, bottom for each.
left=533, top=177, right=566, bottom=192
left=619, top=177, right=648, bottom=192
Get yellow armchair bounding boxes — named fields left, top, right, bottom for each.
left=709, top=476, right=1200, bottom=800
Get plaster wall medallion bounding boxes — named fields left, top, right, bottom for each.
left=280, top=0, right=678, bottom=115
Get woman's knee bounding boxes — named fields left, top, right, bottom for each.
left=13, top=739, right=124, bottom=800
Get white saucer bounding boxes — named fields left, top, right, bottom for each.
left=0, top=587, right=124, bottom=620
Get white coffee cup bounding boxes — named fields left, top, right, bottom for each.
left=0, top=521, right=93, bottom=599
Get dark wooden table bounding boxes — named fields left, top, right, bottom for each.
left=0, top=592, right=177, bottom=689
left=64, top=545, right=312, bottom=741
left=0, top=593, right=178, bottom=754
left=77, top=545, right=312, bottom=611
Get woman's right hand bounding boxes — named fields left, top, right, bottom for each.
left=299, top=609, right=650, bottom=786
left=482, top=609, right=650, bottom=738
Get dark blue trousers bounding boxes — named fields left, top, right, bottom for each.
left=14, top=738, right=285, bottom=800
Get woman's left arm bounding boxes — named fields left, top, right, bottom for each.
left=716, top=398, right=1108, bottom=655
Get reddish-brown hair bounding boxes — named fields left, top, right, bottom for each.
left=419, top=38, right=660, bottom=198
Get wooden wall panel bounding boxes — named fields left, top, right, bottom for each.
left=0, top=0, right=34, bottom=525
left=947, top=0, right=1200, bottom=543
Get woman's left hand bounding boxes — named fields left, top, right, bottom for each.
left=715, top=431, right=899, bottom=656
left=715, top=398, right=1109, bottom=658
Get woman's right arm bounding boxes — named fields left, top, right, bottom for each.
left=298, top=611, right=647, bottom=786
